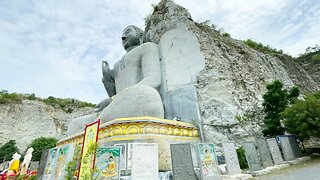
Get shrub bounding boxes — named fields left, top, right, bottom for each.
left=26, top=93, right=36, bottom=100
left=42, top=96, right=95, bottom=113
left=222, top=32, right=230, bottom=37
left=296, top=45, right=320, bottom=64
left=236, top=146, right=248, bottom=169
left=27, top=137, right=58, bottom=161
left=16, top=174, right=27, bottom=180
left=0, top=140, right=19, bottom=162
left=65, top=145, right=81, bottom=180
left=28, top=175, right=37, bottom=180
left=243, top=39, right=287, bottom=57
left=0, top=90, right=95, bottom=112
left=0, top=90, right=23, bottom=104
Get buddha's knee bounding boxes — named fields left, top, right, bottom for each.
left=99, top=85, right=164, bottom=122
left=67, top=113, right=98, bottom=135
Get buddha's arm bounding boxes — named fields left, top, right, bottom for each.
left=137, top=42, right=161, bottom=88
left=102, top=60, right=116, bottom=97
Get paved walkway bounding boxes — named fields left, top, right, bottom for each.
left=255, top=157, right=320, bottom=180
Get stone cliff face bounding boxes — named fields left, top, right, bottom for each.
left=295, top=51, right=320, bottom=87
left=0, top=100, right=94, bottom=151
left=145, top=0, right=319, bottom=144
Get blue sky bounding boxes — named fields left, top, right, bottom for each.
left=0, top=0, right=319, bottom=103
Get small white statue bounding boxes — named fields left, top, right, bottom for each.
left=0, top=152, right=21, bottom=176
left=20, top=147, right=34, bottom=175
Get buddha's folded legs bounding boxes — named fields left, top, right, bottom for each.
left=99, top=85, right=164, bottom=123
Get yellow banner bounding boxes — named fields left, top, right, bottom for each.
left=78, top=120, right=100, bottom=180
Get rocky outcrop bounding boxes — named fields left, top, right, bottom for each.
left=145, top=0, right=319, bottom=144
left=0, top=100, right=94, bottom=151
left=295, top=51, right=320, bottom=87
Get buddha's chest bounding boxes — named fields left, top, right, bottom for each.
left=114, top=52, right=142, bottom=92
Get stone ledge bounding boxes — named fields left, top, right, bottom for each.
left=250, top=169, right=270, bottom=177
left=265, top=164, right=290, bottom=171
left=221, top=174, right=253, bottom=180
left=286, top=156, right=311, bottom=165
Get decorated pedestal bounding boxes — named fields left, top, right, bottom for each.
left=57, top=117, right=200, bottom=171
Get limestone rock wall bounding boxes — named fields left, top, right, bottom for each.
left=0, top=100, right=94, bottom=151
left=296, top=53, right=320, bottom=87
left=145, top=0, right=319, bottom=144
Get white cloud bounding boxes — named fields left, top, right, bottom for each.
left=0, top=0, right=319, bottom=103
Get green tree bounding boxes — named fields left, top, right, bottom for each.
left=282, top=91, right=320, bottom=141
left=262, top=80, right=300, bottom=137
left=0, top=140, right=19, bottom=162
left=27, top=137, right=57, bottom=161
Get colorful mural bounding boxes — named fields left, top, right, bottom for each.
left=198, top=143, right=219, bottom=179
left=43, top=148, right=58, bottom=180
left=53, top=144, right=75, bottom=179
left=94, top=145, right=121, bottom=180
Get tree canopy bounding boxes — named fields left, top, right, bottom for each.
left=0, top=140, right=19, bottom=162
left=26, top=137, right=57, bottom=161
left=262, top=80, right=299, bottom=137
left=282, top=91, right=320, bottom=141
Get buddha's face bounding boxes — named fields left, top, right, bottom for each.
left=122, top=26, right=140, bottom=51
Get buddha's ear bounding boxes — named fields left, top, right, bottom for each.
left=139, top=32, right=144, bottom=44
left=139, top=32, right=143, bottom=38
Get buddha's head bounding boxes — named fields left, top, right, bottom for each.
left=122, top=25, right=144, bottom=52
left=108, top=155, right=114, bottom=162
left=12, top=152, right=21, bottom=160
left=26, top=147, right=34, bottom=154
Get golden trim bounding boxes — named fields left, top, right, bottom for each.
left=57, top=117, right=199, bottom=146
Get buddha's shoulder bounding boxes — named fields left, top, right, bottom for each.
left=139, top=42, right=158, bottom=49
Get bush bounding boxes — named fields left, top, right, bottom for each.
left=16, top=174, right=26, bottom=180
left=243, top=39, right=287, bottom=57
left=26, top=93, right=36, bottom=100
left=27, top=137, right=58, bottom=161
left=222, top=32, right=230, bottom=37
left=0, top=90, right=95, bottom=112
left=236, top=146, right=248, bottom=169
left=296, top=45, right=320, bottom=64
left=282, top=91, right=320, bottom=141
left=0, top=90, right=23, bottom=104
left=0, top=140, right=19, bottom=162
left=28, top=174, right=37, bottom=180
left=42, top=96, right=95, bottom=113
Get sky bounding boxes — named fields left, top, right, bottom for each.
left=0, top=0, right=319, bottom=103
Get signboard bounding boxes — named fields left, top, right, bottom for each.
left=131, top=143, right=158, bottom=180
left=170, top=143, right=197, bottom=180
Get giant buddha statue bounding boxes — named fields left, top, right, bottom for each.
left=67, top=25, right=164, bottom=135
